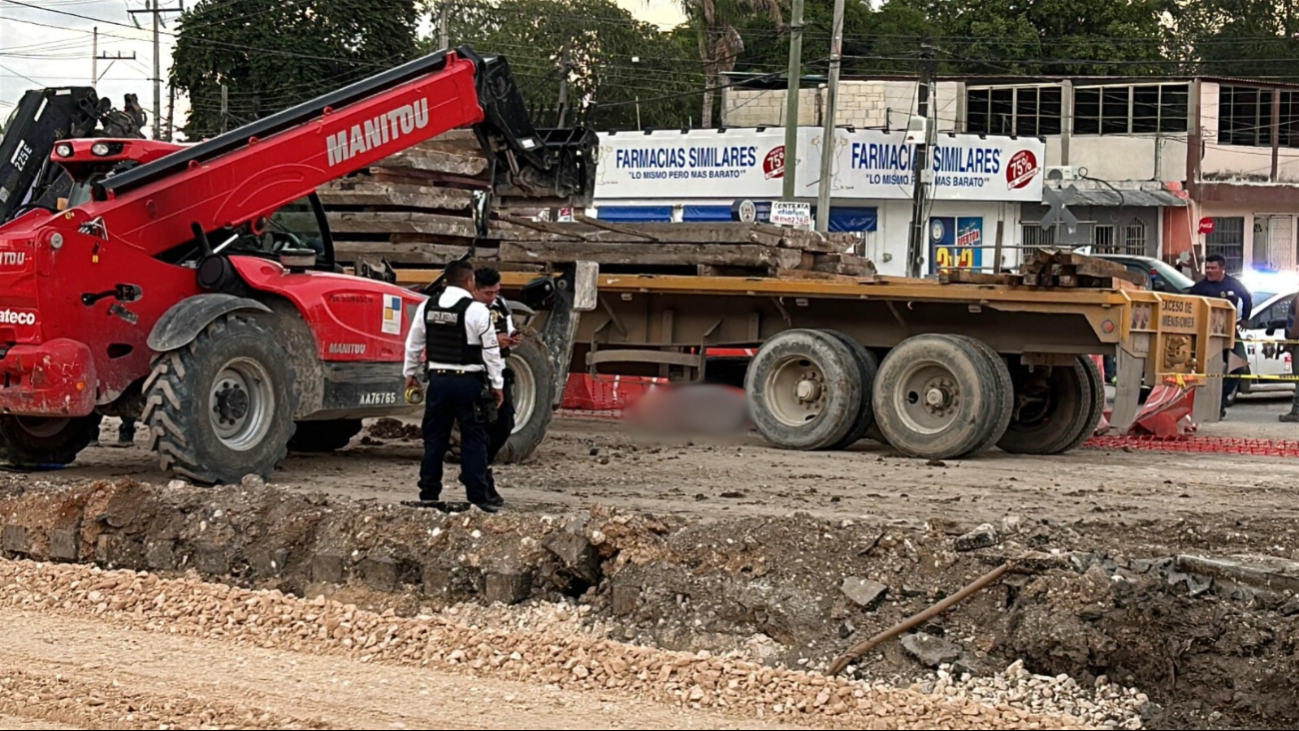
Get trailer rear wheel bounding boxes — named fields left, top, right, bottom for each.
left=497, top=337, right=555, bottom=464
left=745, top=329, right=862, bottom=451
left=0, top=414, right=102, bottom=467
left=822, top=330, right=878, bottom=450
left=288, top=419, right=363, bottom=453
left=1060, top=355, right=1105, bottom=453
left=872, top=334, right=1005, bottom=460
left=997, top=358, right=1095, bottom=455
left=948, top=335, right=1014, bottom=456
left=144, top=314, right=297, bottom=484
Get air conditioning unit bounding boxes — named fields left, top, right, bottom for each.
left=904, top=116, right=928, bottom=144
left=1046, top=165, right=1077, bottom=182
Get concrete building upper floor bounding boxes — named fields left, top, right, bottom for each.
left=721, top=75, right=1299, bottom=185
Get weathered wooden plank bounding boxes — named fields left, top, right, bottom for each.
left=317, top=181, right=474, bottom=210
left=498, top=240, right=803, bottom=269
left=333, top=241, right=499, bottom=265
left=319, top=211, right=501, bottom=239
left=372, top=148, right=488, bottom=176
left=939, top=270, right=1022, bottom=286
left=772, top=268, right=876, bottom=283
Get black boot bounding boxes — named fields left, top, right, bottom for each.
left=485, top=468, right=505, bottom=507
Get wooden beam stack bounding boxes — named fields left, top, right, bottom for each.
left=938, top=249, right=1145, bottom=290
left=320, top=130, right=877, bottom=281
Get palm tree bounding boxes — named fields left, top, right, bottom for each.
left=680, top=0, right=784, bottom=128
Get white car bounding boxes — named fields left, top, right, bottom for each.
left=1238, top=286, right=1298, bottom=398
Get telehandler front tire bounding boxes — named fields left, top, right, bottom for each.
left=144, top=314, right=297, bottom=485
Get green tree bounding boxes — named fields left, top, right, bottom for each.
left=428, top=0, right=703, bottom=130
left=678, top=0, right=785, bottom=128
left=1168, top=0, right=1299, bottom=79
left=171, top=0, right=418, bottom=138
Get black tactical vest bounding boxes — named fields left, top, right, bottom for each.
left=489, top=298, right=513, bottom=359
left=424, top=296, right=483, bottom=366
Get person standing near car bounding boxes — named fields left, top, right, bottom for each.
left=472, top=267, right=520, bottom=506
left=1281, top=291, right=1299, bottom=423
left=1188, top=254, right=1252, bottom=418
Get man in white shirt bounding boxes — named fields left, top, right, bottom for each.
left=403, top=261, right=506, bottom=512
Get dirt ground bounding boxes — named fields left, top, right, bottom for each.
left=0, top=605, right=804, bottom=731
left=4, top=400, right=1298, bottom=730
left=68, top=405, right=1299, bottom=530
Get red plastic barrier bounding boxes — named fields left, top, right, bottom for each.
left=1084, top=435, right=1299, bottom=458
left=560, top=374, right=665, bottom=415
left=1129, top=383, right=1197, bottom=437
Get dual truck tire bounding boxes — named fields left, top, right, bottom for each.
left=744, top=329, right=1103, bottom=460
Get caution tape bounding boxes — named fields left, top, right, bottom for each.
left=1158, top=371, right=1299, bottom=382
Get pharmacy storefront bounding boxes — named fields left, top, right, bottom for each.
left=593, top=128, right=1044, bottom=276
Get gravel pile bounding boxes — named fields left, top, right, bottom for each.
left=0, top=559, right=1095, bottom=730
left=914, top=661, right=1148, bottom=730
left=0, top=666, right=324, bottom=730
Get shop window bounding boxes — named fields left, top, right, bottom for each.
left=1205, top=216, right=1246, bottom=272
left=1122, top=219, right=1148, bottom=256
left=1022, top=222, right=1056, bottom=248
left=966, top=86, right=1063, bottom=136
left=1074, top=84, right=1189, bottom=136
left=1092, top=224, right=1116, bottom=253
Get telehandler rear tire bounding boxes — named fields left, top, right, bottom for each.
left=0, top=414, right=102, bottom=468
left=288, top=419, right=363, bottom=453
left=143, top=314, right=297, bottom=485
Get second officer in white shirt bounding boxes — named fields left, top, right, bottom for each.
left=403, top=261, right=505, bottom=512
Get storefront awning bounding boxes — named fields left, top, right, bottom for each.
left=1052, top=188, right=1190, bottom=208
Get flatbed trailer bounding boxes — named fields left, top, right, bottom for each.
left=394, top=267, right=1235, bottom=461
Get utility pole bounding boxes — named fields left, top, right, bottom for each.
left=814, top=0, right=846, bottom=233
left=220, top=83, right=228, bottom=135
left=439, top=0, right=451, bottom=50
left=556, top=40, right=571, bottom=128
left=128, top=0, right=183, bottom=140
left=905, top=34, right=936, bottom=278
left=95, top=49, right=137, bottom=89
left=165, top=84, right=175, bottom=141
left=781, top=0, right=805, bottom=201
left=92, top=28, right=98, bottom=88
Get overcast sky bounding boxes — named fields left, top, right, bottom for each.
left=0, top=0, right=685, bottom=139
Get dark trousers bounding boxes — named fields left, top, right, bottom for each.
left=419, top=373, right=490, bottom=504
left=1222, top=342, right=1247, bottom=410
left=120, top=416, right=136, bottom=441
left=486, top=371, right=516, bottom=467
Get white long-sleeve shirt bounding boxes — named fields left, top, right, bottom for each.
left=403, top=286, right=504, bottom=389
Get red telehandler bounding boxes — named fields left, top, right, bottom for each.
left=0, top=47, right=595, bottom=483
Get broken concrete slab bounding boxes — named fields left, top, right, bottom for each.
left=359, top=556, right=399, bottom=592
left=901, top=632, right=963, bottom=668
left=484, top=571, right=532, bottom=606
left=544, top=530, right=601, bottom=585
left=2, top=524, right=29, bottom=556
left=841, top=577, right=888, bottom=610
left=1176, top=554, right=1299, bottom=595
left=311, top=552, right=346, bottom=584
left=611, top=583, right=640, bottom=616
left=48, top=528, right=79, bottom=562
left=955, top=524, right=998, bottom=552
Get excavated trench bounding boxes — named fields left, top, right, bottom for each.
left=1, top=477, right=1296, bottom=730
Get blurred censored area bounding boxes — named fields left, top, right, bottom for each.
left=561, top=375, right=749, bottom=437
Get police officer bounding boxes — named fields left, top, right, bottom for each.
left=1281, top=291, right=1299, bottom=423
left=473, top=267, right=521, bottom=505
left=1188, top=254, right=1252, bottom=418
left=403, top=261, right=505, bottom=512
